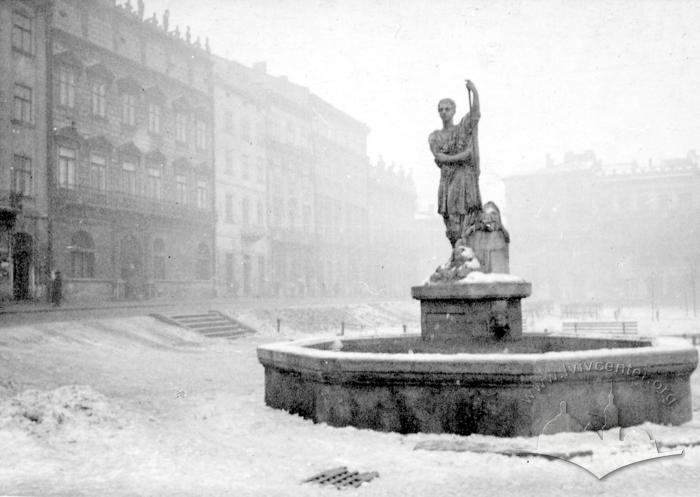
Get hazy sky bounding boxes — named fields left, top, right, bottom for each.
left=145, top=0, right=700, bottom=205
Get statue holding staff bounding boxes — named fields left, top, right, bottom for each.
left=428, top=79, right=482, bottom=248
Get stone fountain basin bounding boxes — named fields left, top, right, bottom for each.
left=257, top=334, right=698, bottom=437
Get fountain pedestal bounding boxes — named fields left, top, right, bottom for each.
left=411, top=279, right=531, bottom=343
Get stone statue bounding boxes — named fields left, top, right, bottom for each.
left=429, top=79, right=482, bottom=248
left=163, top=9, right=170, bottom=32
left=137, top=0, right=145, bottom=19
left=186, top=25, right=191, bottom=43
left=426, top=81, right=512, bottom=282
left=428, top=239, right=481, bottom=284
left=467, top=201, right=510, bottom=273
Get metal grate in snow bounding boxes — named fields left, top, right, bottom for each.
left=303, top=466, right=379, bottom=489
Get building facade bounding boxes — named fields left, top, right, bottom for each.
left=0, top=0, right=50, bottom=302
left=213, top=57, right=268, bottom=297
left=48, top=0, right=216, bottom=302
left=2, top=0, right=421, bottom=303
left=367, top=158, right=417, bottom=296
left=504, top=151, right=700, bottom=310
left=311, top=94, right=370, bottom=296
left=260, top=69, right=316, bottom=297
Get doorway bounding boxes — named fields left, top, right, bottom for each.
left=120, top=234, right=143, bottom=299
left=243, top=254, right=251, bottom=296
left=12, top=232, right=33, bottom=300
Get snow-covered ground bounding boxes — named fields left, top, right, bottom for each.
left=0, top=302, right=699, bottom=496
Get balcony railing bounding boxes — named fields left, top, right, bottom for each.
left=0, top=189, right=27, bottom=211
left=269, top=226, right=314, bottom=245
left=54, top=186, right=214, bottom=223
left=241, top=224, right=266, bottom=242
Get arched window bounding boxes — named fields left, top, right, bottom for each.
left=196, top=242, right=210, bottom=280
left=70, top=231, right=95, bottom=278
left=153, top=238, right=166, bottom=280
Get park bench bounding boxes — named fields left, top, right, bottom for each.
left=561, top=321, right=638, bottom=335
left=670, top=333, right=700, bottom=346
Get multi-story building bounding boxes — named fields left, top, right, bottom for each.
left=48, top=0, right=215, bottom=301
left=213, top=57, right=268, bottom=297
left=0, top=0, right=50, bottom=302
left=504, top=151, right=700, bottom=309
left=2, top=0, right=421, bottom=303
left=367, top=158, right=417, bottom=296
left=260, top=67, right=316, bottom=297
left=311, top=94, right=370, bottom=296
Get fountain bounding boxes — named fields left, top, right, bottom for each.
left=257, top=81, right=697, bottom=436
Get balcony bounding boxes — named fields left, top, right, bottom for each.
left=269, top=226, right=314, bottom=245
left=0, top=190, right=22, bottom=229
left=241, top=224, right=266, bottom=242
left=54, top=186, right=214, bottom=224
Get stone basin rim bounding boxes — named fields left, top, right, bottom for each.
left=257, top=333, right=698, bottom=374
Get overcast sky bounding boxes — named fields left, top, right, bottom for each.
left=145, top=0, right=700, bottom=206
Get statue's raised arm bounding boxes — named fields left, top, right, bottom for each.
left=430, top=80, right=483, bottom=249
left=465, top=79, right=480, bottom=120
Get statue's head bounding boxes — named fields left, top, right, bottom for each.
left=437, top=98, right=456, bottom=124
left=482, top=201, right=503, bottom=231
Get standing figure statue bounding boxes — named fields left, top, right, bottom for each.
left=429, top=79, right=482, bottom=248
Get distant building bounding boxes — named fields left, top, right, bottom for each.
left=0, top=0, right=50, bottom=301
left=310, top=94, right=370, bottom=297
left=367, top=158, right=417, bottom=296
left=1, top=0, right=421, bottom=303
left=213, top=57, right=268, bottom=297
left=48, top=0, right=215, bottom=302
left=256, top=68, right=316, bottom=297
left=504, top=151, right=700, bottom=308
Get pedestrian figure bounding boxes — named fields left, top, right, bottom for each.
left=51, top=270, right=63, bottom=307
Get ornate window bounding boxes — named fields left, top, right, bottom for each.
left=195, top=120, right=207, bottom=150
left=196, top=243, right=210, bottom=280
left=145, top=166, right=162, bottom=200
left=153, top=238, right=166, bottom=280
left=70, top=231, right=95, bottom=278
left=12, top=155, right=32, bottom=196
left=58, top=68, right=76, bottom=108
left=176, top=174, right=188, bottom=204
left=121, top=93, right=136, bottom=126
left=13, top=84, right=32, bottom=123
left=90, top=153, right=107, bottom=192
left=12, top=10, right=32, bottom=55
left=148, top=103, right=161, bottom=134
left=91, top=81, right=107, bottom=117
left=175, top=112, right=187, bottom=143
left=121, top=158, right=137, bottom=195
left=196, top=178, right=207, bottom=209
left=57, top=146, right=76, bottom=188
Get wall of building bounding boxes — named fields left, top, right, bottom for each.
left=0, top=0, right=50, bottom=301
left=1, top=0, right=422, bottom=303
left=213, top=57, right=268, bottom=297
left=505, top=152, right=700, bottom=308
left=48, top=0, right=216, bottom=302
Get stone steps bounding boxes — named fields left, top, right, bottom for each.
left=153, top=310, right=256, bottom=339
